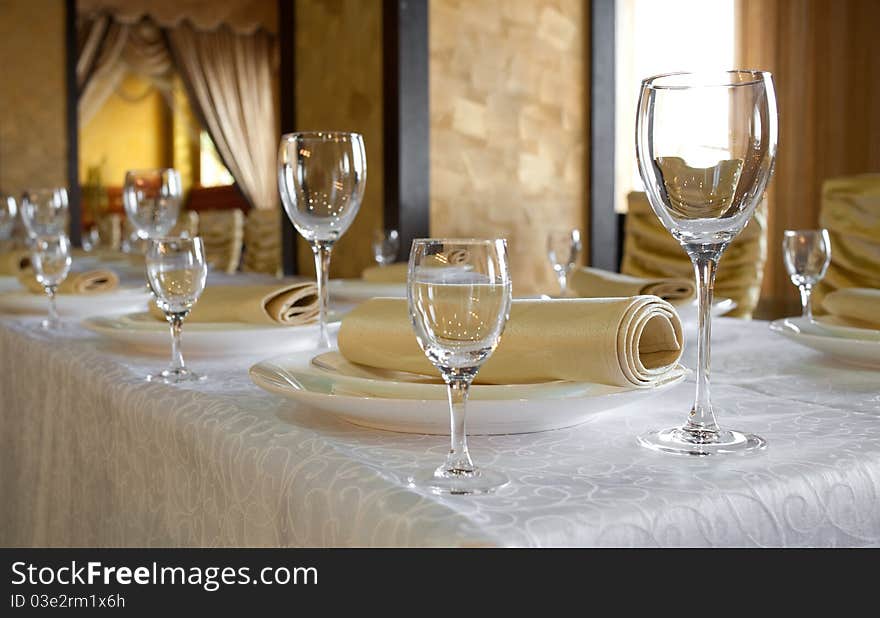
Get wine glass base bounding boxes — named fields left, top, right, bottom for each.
left=408, top=466, right=509, bottom=496
left=638, top=426, right=766, bottom=456
left=146, top=367, right=206, bottom=384
left=40, top=320, right=65, bottom=331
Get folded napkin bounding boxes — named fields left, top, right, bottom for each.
left=0, top=250, right=30, bottom=276
left=149, top=282, right=319, bottom=326
left=18, top=268, right=119, bottom=294
left=362, top=262, right=407, bottom=283
left=820, top=288, right=880, bottom=329
left=338, top=296, right=683, bottom=387
left=568, top=267, right=695, bottom=304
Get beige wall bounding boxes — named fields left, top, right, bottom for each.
left=429, top=0, right=588, bottom=295
left=293, top=0, right=384, bottom=279
left=0, top=0, right=68, bottom=192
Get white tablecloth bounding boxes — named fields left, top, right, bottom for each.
left=1, top=304, right=879, bottom=547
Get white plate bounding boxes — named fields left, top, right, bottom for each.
left=83, top=312, right=341, bottom=357
left=0, top=282, right=150, bottom=318
left=675, top=297, right=736, bottom=325
left=769, top=317, right=880, bottom=368
left=249, top=350, right=688, bottom=435
left=328, top=279, right=406, bottom=301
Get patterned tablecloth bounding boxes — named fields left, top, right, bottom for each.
left=1, top=302, right=879, bottom=547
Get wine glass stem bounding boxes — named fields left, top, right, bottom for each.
left=443, top=377, right=475, bottom=474
left=45, top=286, right=59, bottom=328
left=800, top=284, right=813, bottom=320
left=312, top=240, right=333, bottom=348
left=168, top=313, right=186, bottom=372
left=557, top=271, right=568, bottom=296
left=687, top=253, right=720, bottom=435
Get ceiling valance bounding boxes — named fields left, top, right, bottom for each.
left=77, top=0, right=278, bottom=35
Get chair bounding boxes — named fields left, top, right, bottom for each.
left=196, top=209, right=244, bottom=274
left=95, top=213, right=122, bottom=250
left=813, top=174, right=880, bottom=311
left=621, top=191, right=768, bottom=318
left=242, top=208, right=282, bottom=276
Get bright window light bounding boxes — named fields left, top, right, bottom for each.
left=199, top=131, right=235, bottom=187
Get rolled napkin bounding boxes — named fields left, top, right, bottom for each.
left=148, top=282, right=319, bottom=326
left=18, top=267, right=119, bottom=295
left=362, top=262, right=407, bottom=283
left=820, top=288, right=880, bottom=329
left=338, top=296, right=683, bottom=387
left=568, top=267, right=695, bottom=304
left=0, top=250, right=30, bottom=275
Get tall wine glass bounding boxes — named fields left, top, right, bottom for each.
left=122, top=169, right=182, bottom=244
left=30, top=234, right=72, bottom=330
left=145, top=236, right=208, bottom=384
left=635, top=70, right=778, bottom=456
left=546, top=229, right=582, bottom=295
left=782, top=229, right=831, bottom=320
left=407, top=239, right=512, bottom=495
left=278, top=132, right=366, bottom=348
left=21, top=188, right=69, bottom=238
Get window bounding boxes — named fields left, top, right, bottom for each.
left=614, top=0, right=736, bottom=213
left=199, top=131, right=235, bottom=187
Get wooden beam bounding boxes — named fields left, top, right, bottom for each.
left=278, top=0, right=298, bottom=275
left=65, top=0, right=82, bottom=246
left=589, top=0, right=617, bottom=270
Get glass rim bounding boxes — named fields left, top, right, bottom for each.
left=280, top=131, right=363, bottom=142
left=641, top=69, right=771, bottom=90
left=783, top=228, right=829, bottom=235
left=411, top=238, right=507, bottom=245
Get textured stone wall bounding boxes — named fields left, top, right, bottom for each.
left=0, top=0, right=68, bottom=192
left=429, top=0, right=588, bottom=294
left=293, top=0, right=384, bottom=279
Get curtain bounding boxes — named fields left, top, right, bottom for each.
left=737, top=0, right=880, bottom=315
left=166, top=22, right=278, bottom=211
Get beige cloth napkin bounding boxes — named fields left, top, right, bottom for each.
left=338, top=296, right=683, bottom=387
left=820, top=288, right=880, bottom=329
left=0, top=250, right=30, bottom=276
left=362, top=262, right=407, bottom=283
left=149, top=283, right=319, bottom=325
left=18, top=268, right=119, bottom=294
left=569, top=267, right=695, bottom=304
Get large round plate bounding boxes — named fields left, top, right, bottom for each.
left=83, top=312, right=341, bottom=357
left=249, top=350, right=688, bottom=435
left=0, top=279, right=150, bottom=318
left=769, top=317, right=880, bottom=368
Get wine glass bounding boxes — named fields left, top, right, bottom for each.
left=373, top=228, right=400, bottom=266
left=145, top=236, right=208, bottom=384
left=546, top=229, right=582, bottom=295
left=407, top=238, right=512, bottom=495
left=783, top=229, right=831, bottom=320
left=278, top=132, right=367, bottom=348
left=30, top=234, right=72, bottom=330
left=20, top=188, right=69, bottom=238
left=122, top=169, right=182, bottom=243
left=0, top=194, right=17, bottom=243
left=635, top=70, right=778, bottom=456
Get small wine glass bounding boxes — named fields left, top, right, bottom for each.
left=546, top=229, right=582, bottom=295
left=122, top=169, right=182, bottom=243
left=372, top=228, right=400, bottom=266
left=145, top=236, right=208, bottom=384
left=783, top=229, right=831, bottom=320
left=81, top=227, right=100, bottom=252
left=0, top=194, right=17, bottom=242
left=278, top=132, right=367, bottom=348
left=30, top=234, right=72, bottom=330
left=635, top=70, right=778, bottom=456
left=407, top=238, right=512, bottom=495
left=21, top=189, right=69, bottom=238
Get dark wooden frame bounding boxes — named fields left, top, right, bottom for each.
left=589, top=0, right=618, bottom=271
left=65, top=0, right=82, bottom=246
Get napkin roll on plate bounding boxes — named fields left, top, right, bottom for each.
left=0, top=250, right=30, bottom=276
left=17, top=267, right=119, bottom=294
left=338, top=296, right=684, bottom=388
left=820, top=288, right=880, bottom=329
left=568, top=267, right=695, bottom=304
left=149, top=282, right=319, bottom=326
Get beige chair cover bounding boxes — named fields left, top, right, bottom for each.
left=242, top=208, right=281, bottom=275
left=197, top=209, right=244, bottom=274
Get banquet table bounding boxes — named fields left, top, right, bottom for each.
left=1, top=288, right=879, bottom=547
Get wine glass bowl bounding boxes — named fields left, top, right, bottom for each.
left=145, top=236, right=208, bottom=384
left=21, top=189, right=69, bottom=239
left=783, top=229, right=831, bottom=320
left=635, top=70, right=778, bottom=456
left=278, top=131, right=367, bottom=348
left=546, top=229, right=582, bottom=295
left=407, top=238, right=512, bottom=495
left=372, top=228, right=400, bottom=266
left=0, top=194, right=17, bottom=242
left=30, top=233, right=72, bottom=330
left=122, top=169, right=183, bottom=241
